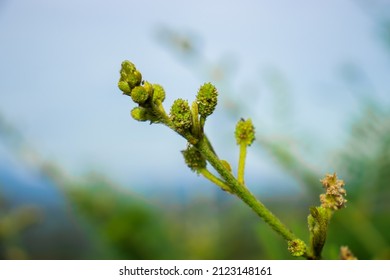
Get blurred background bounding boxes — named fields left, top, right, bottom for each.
left=1, top=0, right=389, bottom=259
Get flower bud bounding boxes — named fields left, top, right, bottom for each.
left=118, top=80, right=131, bottom=94
left=143, top=81, right=154, bottom=100
left=130, top=107, right=150, bottom=122
left=235, top=118, right=255, bottom=146
left=121, top=60, right=136, bottom=74
left=196, top=82, right=218, bottom=118
left=181, top=146, right=207, bottom=173
left=152, top=84, right=166, bottom=103
left=118, top=60, right=142, bottom=93
left=126, top=70, right=142, bottom=89
left=170, top=99, right=192, bottom=132
left=288, top=239, right=306, bottom=257
left=131, top=86, right=149, bottom=105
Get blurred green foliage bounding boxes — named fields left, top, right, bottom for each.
left=62, top=174, right=278, bottom=259
left=0, top=192, right=42, bottom=259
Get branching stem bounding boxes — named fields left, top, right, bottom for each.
left=196, top=137, right=298, bottom=242
left=199, top=169, right=232, bottom=193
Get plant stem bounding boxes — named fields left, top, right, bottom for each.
left=199, top=169, right=232, bottom=193
left=196, top=137, right=297, bottom=242
left=237, top=143, right=247, bottom=185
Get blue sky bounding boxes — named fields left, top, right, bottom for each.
left=1, top=0, right=389, bottom=195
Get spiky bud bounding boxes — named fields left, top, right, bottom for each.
left=152, top=84, right=166, bottom=103
left=196, top=82, right=218, bottom=118
left=131, top=86, right=149, bottom=105
left=235, top=118, right=255, bottom=146
left=182, top=146, right=207, bottom=173
left=170, top=99, right=192, bottom=132
left=288, top=239, right=306, bottom=257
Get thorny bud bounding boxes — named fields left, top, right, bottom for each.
left=152, top=84, right=166, bottom=103
left=170, top=99, right=192, bottom=133
left=182, top=146, right=207, bottom=173
left=288, top=239, right=306, bottom=257
left=118, top=60, right=142, bottom=94
left=235, top=118, right=255, bottom=146
left=131, top=86, right=149, bottom=105
left=196, top=82, right=218, bottom=118
left=320, top=173, right=347, bottom=210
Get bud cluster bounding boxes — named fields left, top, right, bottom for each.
left=118, top=61, right=166, bottom=123
left=118, top=61, right=219, bottom=135
left=169, top=82, right=219, bottom=136
left=118, top=60, right=142, bottom=94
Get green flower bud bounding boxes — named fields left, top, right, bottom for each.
left=181, top=146, right=207, bottom=173
left=235, top=118, right=255, bottom=146
left=130, top=107, right=150, bottom=122
left=130, top=70, right=142, bottom=88
left=143, top=81, right=154, bottom=100
left=196, top=82, right=218, bottom=118
left=131, top=107, right=160, bottom=123
left=118, top=80, right=131, bottom=94
left=118, top=60, right=142, bottom=93
left=288, top=239, right=306, bottom=257
left=170, top=99, right=192, bottom=132
left=131, top=86, right=149, bottom=105
left=152, top=84, right=166, bottom=103
left=121, top=60, right=136, bottom=73
left=122, top=70, right=141, bottom=89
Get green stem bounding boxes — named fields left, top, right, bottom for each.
left=191, top=101, right=201, bottom=138
left=238, top=143, right=247, bottom=185
left=308, top=207, right=332, bottom=259
left=204, top=134, right=217, bottom=156
left=199, top=169, right=232, bottom=193
left=195, top=137, right=297, bottom=242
